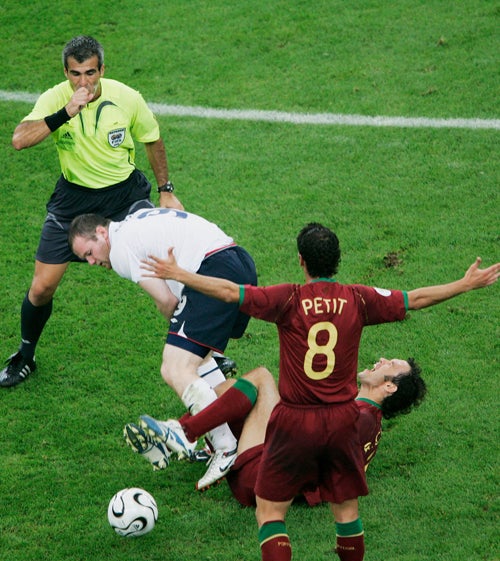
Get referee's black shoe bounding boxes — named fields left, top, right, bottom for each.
left=0, top=352, right=36, bottom=387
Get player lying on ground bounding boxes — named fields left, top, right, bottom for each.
left=125, top=357, right=426, bottom=505
left=138, top=223, right=498, bottom=561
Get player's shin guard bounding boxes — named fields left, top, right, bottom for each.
left=258, top=520, right=292, bottom=561
left=335, top=519, right=365, bottom=561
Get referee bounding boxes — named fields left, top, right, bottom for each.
left=1, top=35, right=181, bottom=387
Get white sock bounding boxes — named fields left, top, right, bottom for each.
left=181, top=379, right=237, bottom=452
left=196, top=357, right=226, bottom=388
left=206, top=423, right=237, bottom=453
left=181, top=378, right=216, bottom=415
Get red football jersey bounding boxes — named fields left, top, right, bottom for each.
left=356, top=398, right=383, bottom=470
left=241, top=280, right=407, bottom=405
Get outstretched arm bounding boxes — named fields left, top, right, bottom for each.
left=407, top=257, right=499, bottom=310
left=141, top=247, right=240, bottom=303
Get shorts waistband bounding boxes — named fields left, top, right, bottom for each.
left=204, top=242, right=237, bottom=259
left=279, top=398, right=355, bottom=409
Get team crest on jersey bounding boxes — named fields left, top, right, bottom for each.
left=108, top=128, right=126, bottom=147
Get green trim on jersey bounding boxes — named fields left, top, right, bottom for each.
left=356, top=397, right=382, bottom=410
left=311, top=277, right=336, bottom=282
left=403, top=290, right=409, bottom=309
left=23, top=78, right=160, bottom=188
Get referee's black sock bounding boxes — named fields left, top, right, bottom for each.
left=19, top=292, right=53, bottom=361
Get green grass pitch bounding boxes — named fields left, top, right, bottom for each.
left=0, top=2, right=498, bottom=560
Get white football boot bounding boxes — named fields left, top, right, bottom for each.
left=123, top=422, right=171, bottom=470
left=196, top=448, right=238, bottom=491
left=139, top=415, right=197, bottom=461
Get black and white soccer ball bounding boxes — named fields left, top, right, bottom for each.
left=107, top=487, right=158, bottom=537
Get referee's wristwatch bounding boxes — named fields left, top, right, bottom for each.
left=157, top=181, right=175, bottom=193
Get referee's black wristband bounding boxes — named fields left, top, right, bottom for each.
left=44, top=107, right=71, bottom=132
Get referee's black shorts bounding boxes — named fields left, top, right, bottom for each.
left=36, top=170, right=153, bottom=264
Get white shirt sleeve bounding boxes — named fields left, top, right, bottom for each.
left=108, top=209, right=234, bottom=301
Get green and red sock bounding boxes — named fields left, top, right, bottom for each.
left=259, top=520, right=291, bottom=561
left=335, top=519, right=365, bottom=561
left=180, top=378, right=258, bottom=442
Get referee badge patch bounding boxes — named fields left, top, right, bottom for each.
left=108, top=128, right=126, bottom=147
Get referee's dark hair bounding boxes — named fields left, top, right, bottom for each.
left=63, top=35, right=104, bottom=70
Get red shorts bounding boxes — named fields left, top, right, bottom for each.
left=254, top=400, right=368, bottom=504
left=226, top=444, right=323, bottom=507
left=226, top=444, right=263, bottom=507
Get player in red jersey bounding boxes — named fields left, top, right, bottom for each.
left=139, top=222, right=499, bottom=561
left=355, top=357, right=425, bottom=470
left=126, top=356, right=425, bottom=507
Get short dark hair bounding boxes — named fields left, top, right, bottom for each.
left=296, top=222, right=341, bottom=278
left=68, top=214, right=110, bottom=250
left=63, top=36, right=104, bottom=69
left=381, top=358, right=427, bottom=420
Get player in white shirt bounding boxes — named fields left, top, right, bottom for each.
left=69, top=208, right=258, bottom=489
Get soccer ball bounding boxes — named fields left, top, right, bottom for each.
left=107, top=487, right=158, bottom=537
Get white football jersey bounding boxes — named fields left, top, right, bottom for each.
left=108, top=208, right=234, bottom=299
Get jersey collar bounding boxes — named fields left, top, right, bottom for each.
left=355, top=397, right=382, bottom=410
left=311, top=277, right=336, bottom=283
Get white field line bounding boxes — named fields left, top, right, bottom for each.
left=1, top=89, right=499, bottom=130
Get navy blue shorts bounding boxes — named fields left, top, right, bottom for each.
left=167, top=246, right=257, bottom=357
left=35, top=170, right=153, bottom=264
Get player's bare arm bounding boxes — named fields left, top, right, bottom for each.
left=138, top=277, right=179, bottom=320
left=141, top=247, right=240, bottom=303
left=407, top=257, right=500, bottom=310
